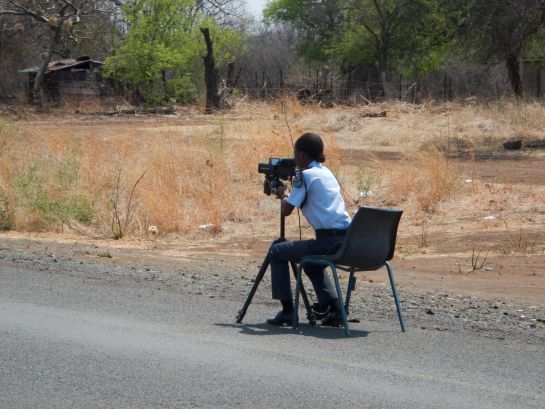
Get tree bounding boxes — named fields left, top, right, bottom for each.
left=264, top=0, right=342, bottom=62
left=265, top=0, right=448, bottom=99
left=238, top=21, right=299, bottom=91
left=332, top=0, right=450, bottom=98
left=103, top=0, right=202, bottom=104
left=201, top=27, right=220, bottom=111
left=0, top=0, right=102, bottom=105
left=103, top=0, right=245, bottom=105
left=454, top=0, right=545, bottom=97
left=195, top=0, right=247, bottom=26
left=0, top=13, right=27, bottom=97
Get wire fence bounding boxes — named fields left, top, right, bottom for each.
left=3, top=63, right=544, bottom=105
left=234, top=66, right=545, bottom=104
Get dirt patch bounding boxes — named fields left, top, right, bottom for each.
left=342, top=148, right=545, bottom=185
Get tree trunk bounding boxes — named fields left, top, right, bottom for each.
left=380, top=70, right=390, bottom=101
left=32, top=25, right=62, bottom=106
left=226, top=62, right=235, bottom=89
left=161, top=70, right=167, bottom=97
left=200, top=27, right=220, bottom=113
left=506, top=52, right=523, bottom=98
left=377, top=42, right=390, bottom=101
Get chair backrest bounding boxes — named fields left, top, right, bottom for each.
left=334, top=206, right=403, bottom=270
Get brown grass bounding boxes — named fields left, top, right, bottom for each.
left=0, top=103, right=295, bottom=236
left=1, top=98, right=544, bottom=256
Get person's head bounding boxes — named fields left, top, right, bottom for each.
left=293, top=132, right=325, bottom=168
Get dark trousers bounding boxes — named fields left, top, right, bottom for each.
left=269, top=236, right=342, bottom=305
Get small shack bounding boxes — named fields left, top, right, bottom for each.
left=18, top=56, right=112, bottom=103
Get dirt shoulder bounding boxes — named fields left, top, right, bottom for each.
left=1, top=232, right=544, bottom=344
left=1, top=231, right=543, bottom=304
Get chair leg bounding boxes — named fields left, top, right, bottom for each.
left=292, top=262, right=304, bottom=331
left=330, top=264, right=350, bottom=337
left=344, top=269, right=356, bottom=316
left=385, top=261, right=406, bottom=332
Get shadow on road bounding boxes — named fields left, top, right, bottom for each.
left=215, top=323, right=369, bottom=339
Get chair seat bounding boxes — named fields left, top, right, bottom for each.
left=301, top=256, right=385, bottom=272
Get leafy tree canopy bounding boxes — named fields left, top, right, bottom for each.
left=265, top=0, right=450, bottom=82
left=103, top=0, right=245, bottom=104
left=264, top=0, right=342, bottom=62
left=450, top=0, right=545, bottom=96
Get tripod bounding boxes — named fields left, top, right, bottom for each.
left=236, top=203, right=317, bottom=326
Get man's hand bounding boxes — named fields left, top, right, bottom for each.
left=263, top=180, right=272, bottom=196
left=275, top=185, right=288, bottom=199
left=263, top=180, right=288, bottom=199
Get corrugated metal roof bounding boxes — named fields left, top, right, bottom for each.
left=18, top=57, right=103, bottom=74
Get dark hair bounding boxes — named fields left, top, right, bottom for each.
left=294, top=132, right=326, bottom=163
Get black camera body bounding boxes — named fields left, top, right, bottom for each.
left=258, top=158, right=296, bottom=195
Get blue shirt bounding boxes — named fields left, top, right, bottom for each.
left=287, top=161, right=351, bottom=230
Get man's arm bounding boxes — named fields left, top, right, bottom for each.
left=281, top=198, right=295, bottom=217
left=273, top=185, right=295, bottom=217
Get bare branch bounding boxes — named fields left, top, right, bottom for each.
left=124, top=169, right=147, bottom=234
left=3, top=0, right=49, bottom=24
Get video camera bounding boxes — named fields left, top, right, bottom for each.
left=258, top=158, right=296, bottom=195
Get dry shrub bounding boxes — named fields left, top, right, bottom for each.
left=449, top=99, right=545, bottom=149
left=386, top=147, right=461, bottom=213
left=415, top=148, right=461, bottom=212
left=420, top=135, right=475, bottom=158
left=0, top=115, right=293, bottom=236
left=134, top=125, right=288, bottom=234
left=276, top=94, right=307, bottom=120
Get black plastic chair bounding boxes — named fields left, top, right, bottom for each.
left=293, top=206, right=405, bottom=337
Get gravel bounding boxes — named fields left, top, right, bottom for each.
left=1, top=247, right=543, bottom=344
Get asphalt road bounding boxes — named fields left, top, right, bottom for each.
left=1, top=261, right=544, bottom=409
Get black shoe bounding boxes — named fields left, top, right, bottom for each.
left=266, top=310, right=293, bottom=326
left=312, top=303, right=331, bottom=320
left=321, top=310, right=343, bottom=327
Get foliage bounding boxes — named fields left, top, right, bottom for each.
left=103, top=0, right=245, bottom=105
left=340, top=0, right=447, bottom=74
left=102, top=0, right=200, bottom=104
left=451, top=0, right=545, bottom=96
left=13, top=160, right=93, bottom=228
left=454, top=0, right=545, bottom=60
left=263, top=0, right=545, bottom=98
left=266, top=0, right=450, bottom=94
left=264, top=0, right=342, bottom=62
left=0, top=187, right=14, bottom=231
left=526, top=24, right=545, bottom=54
left=355, top=167, right=381, bottom=197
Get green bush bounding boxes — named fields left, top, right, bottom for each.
left=0, top=188, right=14, bottom=231
left=13, top=161, right=93, bottom=227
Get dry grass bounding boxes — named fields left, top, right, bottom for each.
left=1, top=98, right=544, bottom=258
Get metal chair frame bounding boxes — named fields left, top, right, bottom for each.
left=292, top=207, right=406, bottom=337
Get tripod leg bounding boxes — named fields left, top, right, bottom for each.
left=236, top=254, right=270, bottom=323
left=289, top=261, right=317, bottom=326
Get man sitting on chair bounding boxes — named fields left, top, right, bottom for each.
left=266, top=132, right=351, bottom=326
